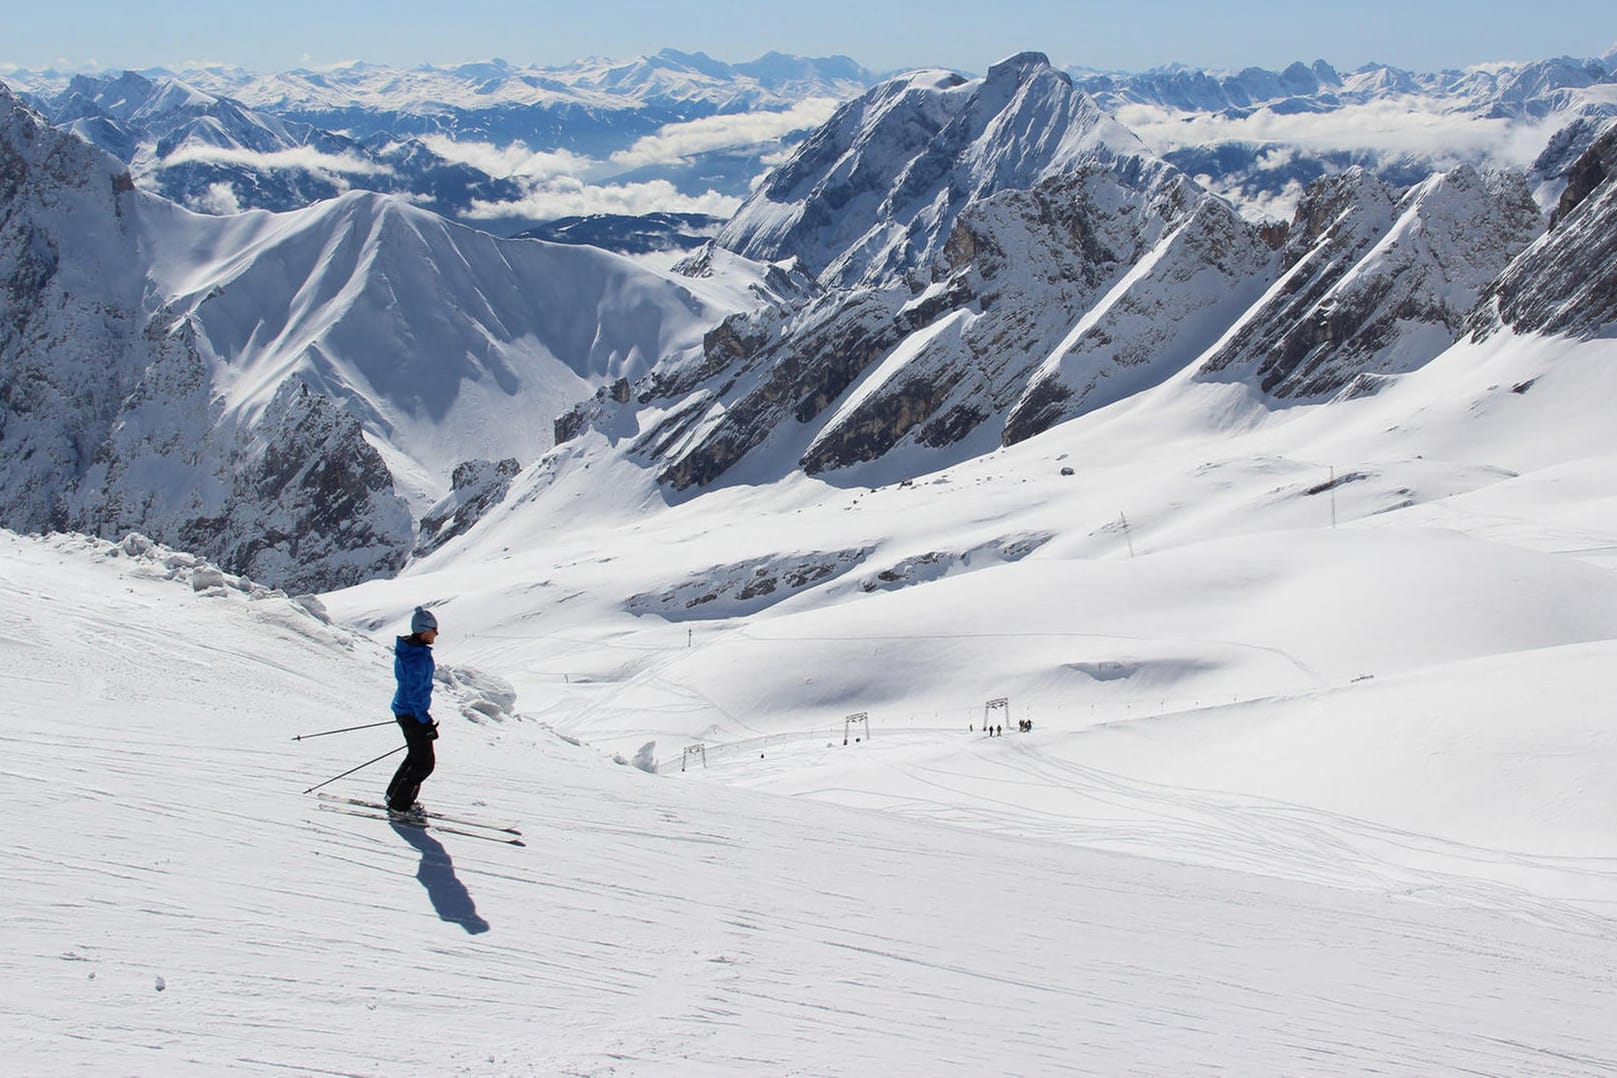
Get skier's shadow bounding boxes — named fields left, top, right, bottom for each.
left=392, top=824, right=490, bottom=935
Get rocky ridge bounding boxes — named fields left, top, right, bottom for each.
left=1471, top=122, right=1617, bottom=340
left=1195, top=164, right=1543, bottom=399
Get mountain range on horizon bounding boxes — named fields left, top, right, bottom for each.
left=4, top=44, right=1616, bottom=233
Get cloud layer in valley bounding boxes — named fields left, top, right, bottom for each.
left=1118, top=96, right=1570, bottom=172
left=466, top=177, right=741, bottom=222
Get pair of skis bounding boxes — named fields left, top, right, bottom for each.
left=317, top=793, right=526, bottom=846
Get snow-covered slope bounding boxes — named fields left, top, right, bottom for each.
left=11, top=47, right=1617, bottom=1075
left=7, top=527, right=1617, bottom=1075
left=141, top=190, right=725, bottom=487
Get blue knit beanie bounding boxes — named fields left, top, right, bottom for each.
left=410, top=606, right=438, bottom=635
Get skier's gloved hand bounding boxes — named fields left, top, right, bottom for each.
left=424, top=719, right=439, bottom=740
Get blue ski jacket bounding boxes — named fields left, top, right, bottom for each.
left=391, top=636, right=435, bottom=723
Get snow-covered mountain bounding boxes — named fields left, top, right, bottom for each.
left=599, top=56, right=1220, bottom=490
left=549, top=55, right=1567, bottom=494
left=10, top=47, right=1611, bottom=236
left=717, top=52, right=1149, bottom=288
left=173, top=50, right=873, bottom=137
left=0, top=85, right=746, bottom=591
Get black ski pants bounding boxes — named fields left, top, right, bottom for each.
left=385, top=714, right=437, bottom=810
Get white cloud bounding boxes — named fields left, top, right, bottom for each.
left=192, top=181, right=243, bottom=215
left=608, top=98, right=840, bottom=170
left=39, top=57, right=102, bottom=72
left=1196, top=173, right=1307, bottom=224
left=158, top=144, right=394, bottom=178
left=1254, top=145, right=1297, bottom=171
left=466, top=177, right=742, bottom=222
left=1117, top=97, right=1564, bottom=170
left=415, top=135, right=595, bottom=180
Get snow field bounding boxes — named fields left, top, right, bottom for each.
left=8, top=530, right=1617, bottom=1075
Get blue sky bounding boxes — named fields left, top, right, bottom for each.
left=4, top=0, right=1615, bottom=75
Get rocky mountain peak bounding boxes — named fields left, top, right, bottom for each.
left=1281, top=166, right=1397, bottom=262
left=714, top=54, right=1140, bottom=290
left=984, top=52, right=1065, bottom=86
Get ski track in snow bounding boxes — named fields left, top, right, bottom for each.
left=5, top=533, right=1617, bottom=1075
left=749, top=733, right=1617, bottom=932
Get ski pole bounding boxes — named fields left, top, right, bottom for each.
left=292, top=719, right=397, bottom=742
left=302, top=745, right=406, bottom=795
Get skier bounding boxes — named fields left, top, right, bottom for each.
left=385, top=606, right=440, bottom=820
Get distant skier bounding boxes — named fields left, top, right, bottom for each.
left=386, top=606, right=440, bottom=819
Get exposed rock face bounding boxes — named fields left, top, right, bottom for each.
left=801, top=161, right=1205, bottom=471
left=648, top=288, right=911, bottom=490
left=627, top=547, right=870, bottom=619
left=205, top=380, right=413, bottom=592
left=1532, top=116, right=1614, bottom=211
left=0, top=85, right=149, bottom=532
left=1002, top=191, right=1276, bottom=445
left=414, top=458, right=523, bottom=557
left=1473, top=125, right=1617, bottom=339
left=1195, top=165, right=1542, bottom=398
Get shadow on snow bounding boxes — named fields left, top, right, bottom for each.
left=392, top=823, right=490, bottom=935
